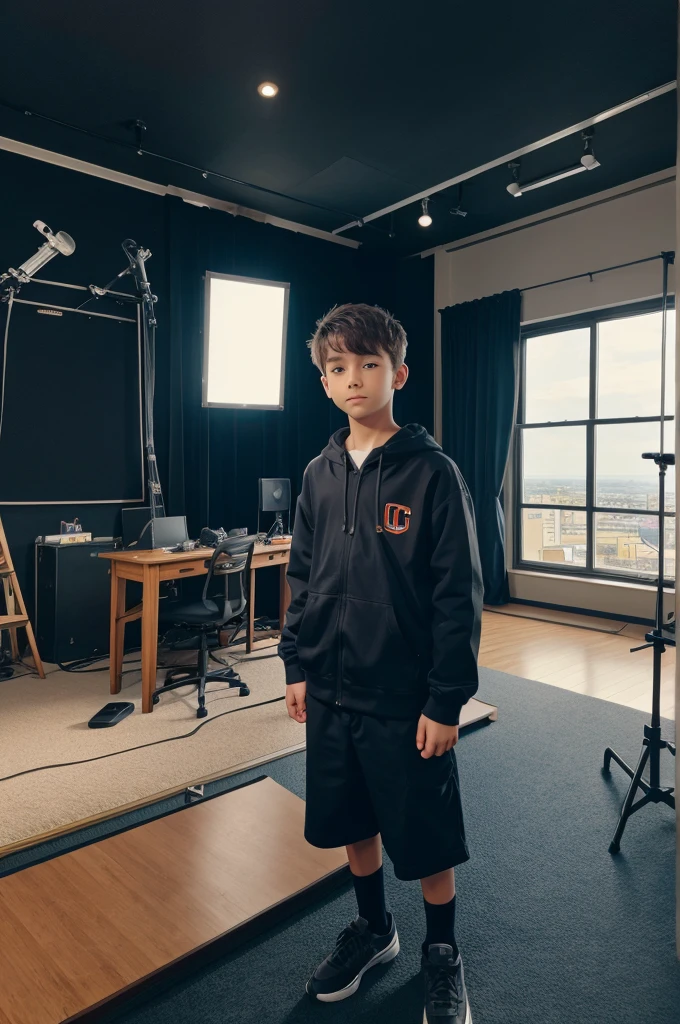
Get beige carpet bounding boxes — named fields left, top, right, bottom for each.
left=0, top=639, right=305, bottom=851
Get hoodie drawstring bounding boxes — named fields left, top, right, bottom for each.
left=342, top=451, right=349, bottom=533
left=342, top=449, right=385, bottom=535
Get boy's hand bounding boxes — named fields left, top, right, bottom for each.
left=286, top=681, right=307, bottom=723
left=416, top=714, right=459, bottom=757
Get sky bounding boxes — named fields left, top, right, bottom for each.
left=523, top=310, right=675, bottom=486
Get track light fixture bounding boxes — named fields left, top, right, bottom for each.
left=418, top=198, right=432, bottom=227
left=506, top=130, right=601, bottom=197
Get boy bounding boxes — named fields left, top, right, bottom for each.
left=278, top=303, right=482, bottom=1023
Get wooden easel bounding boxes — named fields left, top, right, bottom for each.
left=0, top=516, right=45, bottom=678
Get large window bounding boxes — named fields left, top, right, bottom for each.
left=515, top=302, right=675, bottom=584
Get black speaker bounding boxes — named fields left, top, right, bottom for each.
left=258, top=478, right=290, bottom=512
left=35, top=541, right=115, bottom=663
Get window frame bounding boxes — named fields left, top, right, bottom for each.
left=513, top=298, right=675, bottom=586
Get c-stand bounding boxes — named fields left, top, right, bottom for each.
left=602, top=250, right=676, bottom=853
left=86, top=240, right=165, bottom=519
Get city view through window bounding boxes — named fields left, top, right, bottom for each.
left=517, top=308, right=675, bottom=581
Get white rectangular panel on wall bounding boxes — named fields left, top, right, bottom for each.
left=203, top=273, right=289, bottom=410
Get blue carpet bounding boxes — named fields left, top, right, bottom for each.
left=5, top=669, right=679, bottom=1023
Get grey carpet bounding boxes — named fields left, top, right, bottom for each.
left=4, top=668, right=678, bottom=1024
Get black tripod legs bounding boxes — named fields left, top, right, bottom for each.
left=603, top=726, right=675, bottom=854
left=603, top=740, right=650, bottom=854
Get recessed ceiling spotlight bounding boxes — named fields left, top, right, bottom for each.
left=418, top=198, right=432, bottom=227
left=258, top=82, right=279, bottom=98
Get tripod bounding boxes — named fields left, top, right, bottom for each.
left=602, top=250, right=676, bottom=853
left=603, top=452, right=676, bottom=852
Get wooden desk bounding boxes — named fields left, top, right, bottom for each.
left=99, top=541, right=291, bottom=713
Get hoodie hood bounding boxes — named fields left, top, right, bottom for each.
left=321, top=423, right=442, bottom=535
left=322, top=422, right=441, bottom=466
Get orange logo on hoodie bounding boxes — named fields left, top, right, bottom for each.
left=384, top=503, right=411, bottom=534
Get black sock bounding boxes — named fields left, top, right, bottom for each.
left=422, top=894, right=459, bottom=958
left=352, top=865, right=390, bottom=935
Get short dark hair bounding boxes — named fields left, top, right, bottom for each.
left=307, top=303, right=407, bottom=374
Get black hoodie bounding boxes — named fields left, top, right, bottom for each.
left=277, top=423, right=483, bottom=725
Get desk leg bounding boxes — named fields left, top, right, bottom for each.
left=141, top=564, right=160, bottom=713
left=109, top=565, right=125, bottom=695
left=247, top=567, right=256, bottom=654
left=279, top=565, right=291, bottom=635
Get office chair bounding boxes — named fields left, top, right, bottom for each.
left=152, top=536, right=256, bottom=718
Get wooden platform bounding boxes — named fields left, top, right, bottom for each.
left=0, top=776, right=349, bottom=1024
left=460, top=696, right=498, bottom=727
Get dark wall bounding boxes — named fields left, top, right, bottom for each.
left=0, top=148, right=434, bottom=619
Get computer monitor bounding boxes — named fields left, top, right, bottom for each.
left=122, top=508, right=189, bottom=550
left=136, top=516, right=189, bottom=550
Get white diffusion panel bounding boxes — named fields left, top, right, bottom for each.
left=204, top=274, right=289, bottom=409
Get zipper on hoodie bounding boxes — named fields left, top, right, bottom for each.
left=336, top=457, right=364, bottom=706
left=335, top=531, right=349, bottom=706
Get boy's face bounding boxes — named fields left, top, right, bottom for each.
left=320, top=338, right=408, bottom=421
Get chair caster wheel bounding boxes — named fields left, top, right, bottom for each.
left=240, top=686, right=250, bottom=697
left=197, top=706, right=208, bottom=719
left=152, top=694, right=160, bottom=705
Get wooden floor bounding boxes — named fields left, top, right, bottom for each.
left=480, top=610, right=676, bottom=721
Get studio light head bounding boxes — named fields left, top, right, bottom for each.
left=1, top=220, right=76, bottom=290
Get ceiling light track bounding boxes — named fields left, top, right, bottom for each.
left=507, top=129, right=600, bottom=197
left=332, top=80, right=676, bottom=234
left=3, top=101, right=386, bottom=231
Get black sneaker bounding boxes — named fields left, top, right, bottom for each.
left=305, top=913, right=399, bottom=1002
left=421, top=944, right=472, bottom=1023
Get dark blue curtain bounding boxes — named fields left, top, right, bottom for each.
left=159, top=197, right=436, bottom=617
left=162, top=196, right=390, bottom=535
left=439, top=290, right=521, bottom=605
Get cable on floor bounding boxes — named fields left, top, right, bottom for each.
left=0, top=690, right=290, bottom=784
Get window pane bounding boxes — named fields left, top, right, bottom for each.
left=521, top=508, right=587, bottom=566
left=594, top=512, right=675, bottom=580
left=522, top=426, right=586, bottom=505
left=597, top=310, right=676, bottom=419
left=665, top=515, right=676, bottom=581
left=524, top=328, right=590, bottom=422
left=595, top=422, right=675, bottom=512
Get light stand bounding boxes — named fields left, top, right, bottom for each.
left=90, top=240, right=166, bottom=519
left=602, top=250, right=676, bottom=853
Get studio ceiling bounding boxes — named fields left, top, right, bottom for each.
left=0, top=0, right=676, bottom=255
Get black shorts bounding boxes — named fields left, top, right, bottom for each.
left=304, top=692, right=470, bottom=881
